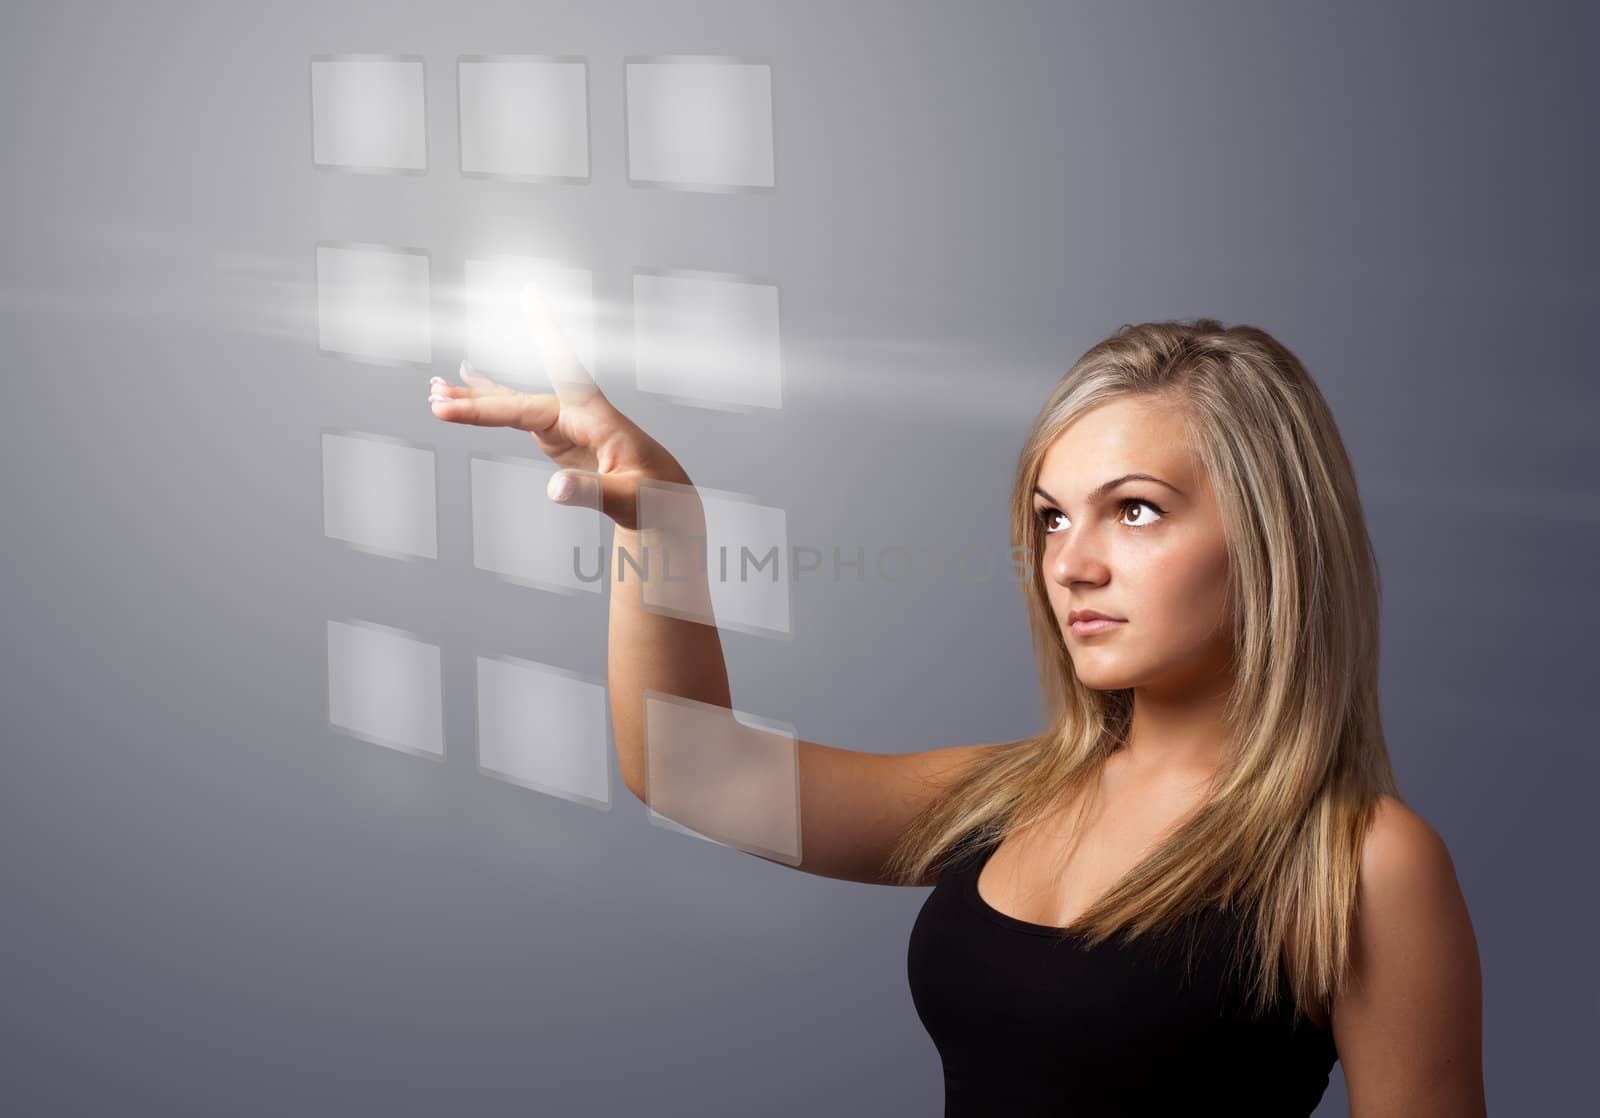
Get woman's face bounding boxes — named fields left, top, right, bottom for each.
left=1031, top=396, right=1233, bottom=697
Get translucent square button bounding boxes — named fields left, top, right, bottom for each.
left=634, top=476, right=791, bottom=638
left=625, top=56, right=775, bottom=191
left=322, top=430, right=438, bottom=560
left=310, top=54, right=427, bottom=174
left=476, top=655, right=610, bottom=809
left=642, top=691, right=800, bottom=866
left=316, top=242, right=432, bottom=367
left=458, top=55, right=590, bottom=182
left=464, top=257, right=596, bottom=390
left=470, top=454, right=606, bottom=595
left=633, top=267, right=782, bottom=412
left=326, top=618, right=444, bottom=760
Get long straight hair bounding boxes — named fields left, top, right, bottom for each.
left=881, top=318, right=1400, bottom=1024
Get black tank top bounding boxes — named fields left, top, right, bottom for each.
left=906, top=831, right=1338, bottom=1116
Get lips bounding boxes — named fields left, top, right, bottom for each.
left=1066, top=609, right=1126, bottom=637
left=1067, top=609, right=1124, bottom=625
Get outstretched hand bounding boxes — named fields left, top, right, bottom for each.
left=427, top=284, right=689, bottom=530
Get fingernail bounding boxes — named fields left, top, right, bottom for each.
left=459, top=359, right=474, bottom=379
left=430, top=376, right=445, bottom=386
left=548, top=473, right=575, bottom=503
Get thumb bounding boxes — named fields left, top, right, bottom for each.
left=547, top=468, right=638, bottom=526
left=458, top=358, right=499, bottom=389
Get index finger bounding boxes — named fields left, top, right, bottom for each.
left=522, top=281, right=600, bottom=408
left=430, top=386, right=560, bottom=432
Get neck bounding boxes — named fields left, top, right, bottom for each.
left=1115, top=660, right=1234, bottom=780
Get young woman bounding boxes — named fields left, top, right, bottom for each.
left=428, top=304, right=1485, bottom=1117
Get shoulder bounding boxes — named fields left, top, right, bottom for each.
left=1352, top=794, right=1474, bottom=992
left=1359, top=794, right=1455, bottom=885
left=1333, top=794, right=1486, bottom=1115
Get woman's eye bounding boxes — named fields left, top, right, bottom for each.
left=1036, top=499, right=1165, bottom=534
left=1120, top=498, right=1165, bottom=528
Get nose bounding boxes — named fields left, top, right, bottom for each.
left=1049, top=523, right=1111, bottom=590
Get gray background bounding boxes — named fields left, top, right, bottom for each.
left=3, top=1, right=1594, bottom=1114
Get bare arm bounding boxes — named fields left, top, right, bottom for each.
left=1334, top=795, right=1487, bottom=1117
left=430, top=285, right=995, bottom=889
left=606, top=477, right=998, bottom=885
left=747, top=738, right=1001, bottom=885
left=606, top=496, right=731, bottom=798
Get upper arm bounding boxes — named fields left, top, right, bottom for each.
left=1334, top=795, right=1486, bottom=1118
left=773, top=739, right=1002, bottom=885
left=629, top=731, right=1000, bottom=886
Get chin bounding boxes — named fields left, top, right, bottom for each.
left=1070, top=663, right=1136, bottom=691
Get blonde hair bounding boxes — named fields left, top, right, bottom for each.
left=882, top=317, right=1400, bottom=1025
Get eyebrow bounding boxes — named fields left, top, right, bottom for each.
left=1033, top=473, right=1185, bottom=508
